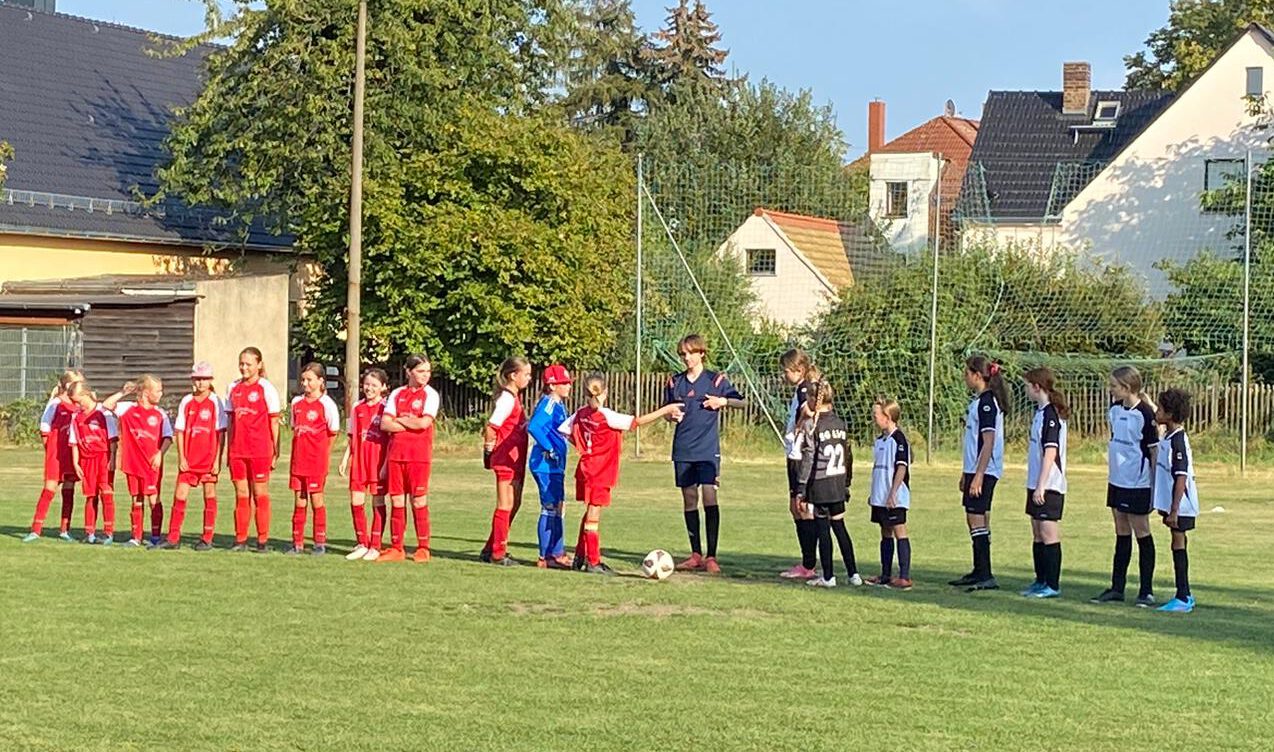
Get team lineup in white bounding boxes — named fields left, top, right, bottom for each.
left=20, top=334, right=1201, bottom=612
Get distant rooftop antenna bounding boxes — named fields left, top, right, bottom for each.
left=944, top=99, right=956, bottom=117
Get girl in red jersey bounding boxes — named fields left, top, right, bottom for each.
left=102, top=376, right=173, bottom=548
left=379, top=355, right=441, bottom=563
left=226, top=347, right=282, bottom=553
left=66, top=382, right=119, bottom=545
left=160, top=361, right=227, bottom=551
left=559, top=373, right=682, bottom=574
left=23, top=370, right=85, bottom=543
left=482, top=356, right=532, bottom=566
left=287, top=363, right=341, bottom=556
left=339, top=368, right=390, bottom=561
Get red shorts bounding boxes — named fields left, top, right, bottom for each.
left=289, top=474, right=327, bottom=494
left=387, top=461, right=431, bottom=498
left=79, top=456, right=113, bottom=497
left=43, top=449, right=76, bottom=483
left=349, top=477, right=388, bottom=496
left=126, top=473, right=160, bottom=497
left=575, top=478, right=613, bottom=507
left=229, top=456, right=272, bottom=483
left=177, top=471, right=219, bottom=487
left=492, top=462, right=526, bottom=483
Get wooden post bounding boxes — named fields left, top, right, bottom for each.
left=344, top=0, right=368, bottom=415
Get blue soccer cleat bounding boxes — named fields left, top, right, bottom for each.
left=22, top=532, right=40, bottom=543
left=1020, top=582, right=1045, bottom=597
left=1030, top=586, right=1061, bottom=599
left=1157, top=597, right=1194, bottom=613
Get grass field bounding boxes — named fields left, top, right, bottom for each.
left=1, top=444, right=1271, bottom=751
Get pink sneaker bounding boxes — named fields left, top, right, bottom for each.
left=780, top=564, right=818, bottom=580
left=677, top=552, right=705, bottom=571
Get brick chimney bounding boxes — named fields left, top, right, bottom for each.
left=868, top=100, right=886, bottom=152
left=1062, top=62, right=1091, bottom=115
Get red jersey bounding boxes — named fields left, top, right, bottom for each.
left=289, top=394, right=340, bottom=478
left=175, top=393, right=227, bottom=473
left=563, top=406, right=634, bottom=489
left=40, top=398, right=77, bottom=467
left=348, top=398, right=389, bottom=482
left=488, top=390, right=528, bottom=468
left=226, top=377, right=281, bottom=460
left=115, top=402, right=173, bottom=480
left=71, top=405, right=117, bottom=459
left=384, top=385, right=440, bottom=463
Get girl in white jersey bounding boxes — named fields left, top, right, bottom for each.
left=1021, top=368, right=1069, bottom=599
left=866, top=398, right=912, bottom=590
left=950, top=355, right=1007, bottom=592
left=1091, top=366, right=1160, bottom=607
left=778, top=349, right=820, bottom=580
left=1153, top=389, right=1199, bottom=613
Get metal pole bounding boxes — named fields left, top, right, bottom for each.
left=20, top=327, right=28, bottom=400
left=634, top=154, right=644, bottom=458
left=925, top=154, right=944, bottom=463
left=344, top=0, right=368, bottom=416
left=1241, top=149, right=1253, bottom=476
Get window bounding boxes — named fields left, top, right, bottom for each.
left=1247, top=67, right=1264, bottom=97
left=885, top=181, right=909, bottom=218
left=1204, top=158, right=1245, bottom=190
left=746, top=248, right=776, bottom=276
left=1093, top=100, right=1120, bottom=122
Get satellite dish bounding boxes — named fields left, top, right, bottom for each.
left=944, top=99, right=956, bottom=117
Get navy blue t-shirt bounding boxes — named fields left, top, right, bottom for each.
left=665, top=369, right=743, bottom=462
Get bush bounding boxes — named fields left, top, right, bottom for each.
left=0, top=398, right=46, bottom=446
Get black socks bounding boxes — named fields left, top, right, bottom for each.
left=684, top=509, right=701, bottom=555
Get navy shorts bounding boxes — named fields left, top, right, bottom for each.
left=812, top=501, right=847, bottom=519
left=532, top=471, right=565, bottom=507
left=1159, top=511, right=1196, bottom=532
left=961, top=473, right=998, bottom=514
left=1025, top=489, right=1064, bottom=521
left=674, top=460, right=719, bottom=488
left=870, top=505, right=908, bottom=526
left=1107, top=484, right=1152, bottom=515
left=786, top=459, right=802, bottom=497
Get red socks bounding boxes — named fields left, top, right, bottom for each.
left=202, top=496, right=217, bottom=544
left=292, top=506, right=307, bottom=549
left=314, top=506, right=327, bottom=546
left=584, top=519, right=601, bottom=566
left=390, top=505, right=407, bottom=552
left=254, top=494, right=271, bottom=545
left=31, top=488, right=54, bottom=535
left=490, top=508, right=511, bottom=560
left=371, top=504, right=386, bottom=549
left=130, top=503, right=144, bottom=541
left=101, top=491, right=115, bottom=537
left=167, top=498, right=187, bottom=545
left=412, top=505, right=430, bottom=551
left=150, top=502, right=164, bottom=540
left=574, top=516, right=587, bottom=560
left=352, top=504, right=369, bottom=548
left=59, top=486, right=75, bottom=534
left=85, top=496, right=98, bottom=537
left=234, top=494, right=250, bottom=544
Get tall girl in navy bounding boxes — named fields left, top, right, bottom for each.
left=951, top=355, right=1007, bottom=592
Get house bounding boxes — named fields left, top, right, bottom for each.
left=851, top=100, right=979, bottom=252
left=961, top=27, right=1274, bottom=295
left=0, top=4, right=305, bottom=401
left=718, top=208, right=880, bottom=327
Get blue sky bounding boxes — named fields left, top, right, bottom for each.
left=60, top=0, right=1170, bottom=155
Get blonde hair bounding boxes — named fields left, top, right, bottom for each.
left=494, top=356, right=530, bottom=397
left=239, top=346, right=266, bottom=378
left=137, top=374, right=163, bottom=396
left=874, top=397, right=901, bottom=423
left=583, top=372, right=608, bottom=407
left=66, top=380, right=92, bottom=402
left=1111, top=365, right=1156, bottom=412
left=808, top=380, right=834, bottom=409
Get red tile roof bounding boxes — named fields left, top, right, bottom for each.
left=753, top=208, right=878, bottom=288
left=849, top=115, right=980, bottom=205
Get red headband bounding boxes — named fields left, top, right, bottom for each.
left=988, top=362, right=1000, bottom=377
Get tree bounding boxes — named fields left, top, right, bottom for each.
left=646, top=0, right=729, bottom=91
left=555, top=0, right=659, bottom=142
left=1125, top=0, right=1274, bottom=91
left=161, top=0, right=634, bottom=383
left=0, top=141, right=12, bottom=189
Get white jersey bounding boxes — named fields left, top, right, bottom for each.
left=962, top=390, right=1004, bottom=477
left=1154, top=428, right=1199, bottom=518
left=1108, top=401, right=1158, bottom=489
left=1027, top=403, right=1067, bottom=494
left=870, top=429, right=911, bottom=509
left=783, top=380, right=815, bottom=460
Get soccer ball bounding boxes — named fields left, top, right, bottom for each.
left=641, top=549, right=675, bottom=580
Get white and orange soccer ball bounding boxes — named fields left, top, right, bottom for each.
left=641, top=549, right=675, bottom=580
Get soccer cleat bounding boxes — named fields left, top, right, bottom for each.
left=1157, top=597, right=1194, bottom=613
left=312, top=545, right=327, bottom=556
left=847, top=573, right=863, bottom=586
left=145, top=539, right=160, bottom=550
left=362, top=548, right=381, bottom=562
left=1021, top=582, right=1046, bottom=597
left=1090, top=588, right=1125, bottom=603
left=81, top=534, right=97, bottom=545
left=345, top=545, right=370, bottom=561
left=1030, top=586, right=1061, bottom=599
left=965, top=577, right=1000, bottom=592
left=678, top=553, right=705, bottom=571
left=99, top=536, right=114, bottom=547
left=948, top=571, right=979, bottom=587
left=571, top=554, right=586, bottom=571
left=886, top=577, right=913, bottom=591
left=491, top=555, right=519, bottom=567
left=780, top=564, right=817, bottom=579
left=547, top=555, right=573, bottom=570
left=704, top=557, right=722, bottom=575
left=156, top=540, right=180, bottom=551
left=411, top=548, right=430, bottom=563
left=478, top=548, right=492, bottom=563
left=806, top=576, right=837, bottom=588
left=283, top=546, right=303, bottom=555
left=21, top=532, right=40, bottom=543
left=376, top=548, right=406, bottom=562
left=1135, top=593, right=1157, bottom=608
left=253, top=542, right=268, bottom=554
left=124, top=538, right=142, bottom=548
left=536, top=557, right=548, bottom=569
left=1186, top=595, right=1196, bottom=607
left=149, top=535, right=162, bottom=547
left=58, top=531, right=74, bottom=543
left=585, top=563, right=616, bottom=576
left=193, top=541, right=213, bottom=552
left=229, top=543, right=248, bottom=553
left=865, top=575, right=891, bottom=586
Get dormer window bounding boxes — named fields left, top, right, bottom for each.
left=1094, top=100, right=1120, bottom=123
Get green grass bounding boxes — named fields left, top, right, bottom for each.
left=1, top=445, right=1271, bottom=751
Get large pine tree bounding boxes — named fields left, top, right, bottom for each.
left=647, top=0, right=728, bottom=89
left=557, top=0, right=658, bottom=142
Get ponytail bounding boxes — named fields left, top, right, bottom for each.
left=582, top=373, right=607, bottom=408
left=240, top=346, right=266, bottom=378
left=493, top=356, right=530, bottom=398
left=1023, top=367, right=1070, bottom=421
left=1111, top=365, right=1156, bottom=413
left=966, top=354, right=1010, bottom=414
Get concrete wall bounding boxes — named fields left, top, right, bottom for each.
left=719, top=215, right=837, bottom=327
left=869, top=152, right=939, bottom=252
left=193, top=274, right=291, bottom=396
left=960, top=222, right=1062, bottom=253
